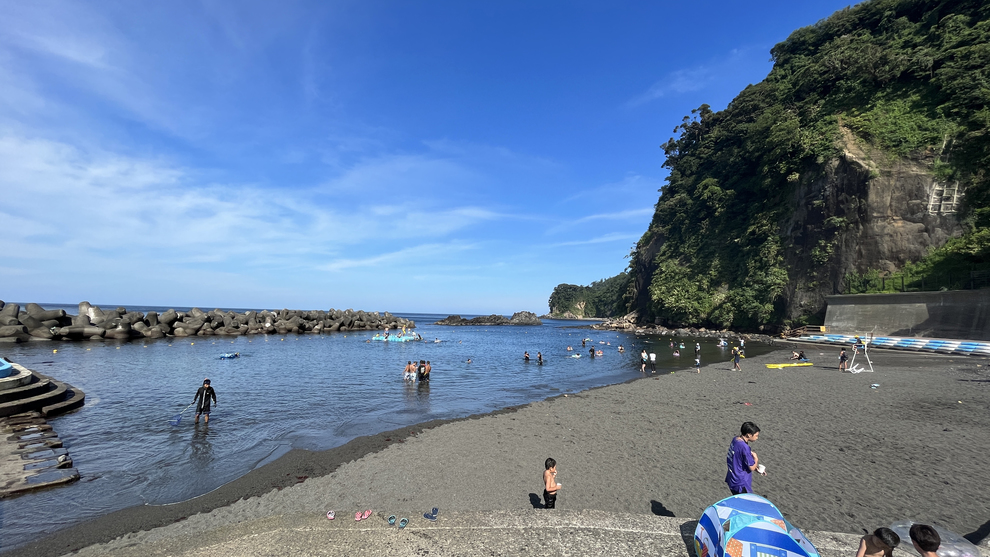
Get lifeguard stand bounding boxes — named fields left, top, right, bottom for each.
left=848, top=332, right=874, bottom=373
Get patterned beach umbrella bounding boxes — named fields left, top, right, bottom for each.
left=695, top=494, right=819, bottom=557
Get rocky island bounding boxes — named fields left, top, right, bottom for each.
left=434, top=311, right=542, bottom=326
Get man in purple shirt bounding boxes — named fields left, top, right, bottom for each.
left=725, top=422, right=766, bottom=494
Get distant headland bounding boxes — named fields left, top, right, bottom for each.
left=0, top=301, right=413, bottom=342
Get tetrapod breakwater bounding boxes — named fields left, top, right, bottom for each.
left=0, top=301, right=415, bottom=343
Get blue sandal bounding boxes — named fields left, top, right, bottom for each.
left=398, top=517, right=408, bottom=529
left=387, top=515, right=396, bottom=525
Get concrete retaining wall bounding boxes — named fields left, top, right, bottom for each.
left=824, top=290, right=990, bottom=340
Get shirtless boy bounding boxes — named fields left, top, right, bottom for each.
left=543, top=457, right=561, bottom=509
left=856, top=528, right=900, bottom=557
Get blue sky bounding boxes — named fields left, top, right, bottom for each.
left=1, top=0, right=855, bottom=314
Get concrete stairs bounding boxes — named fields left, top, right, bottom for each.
left=0, top=358, right=84, bottom=497
left=0, top=359, right=86, bottom=418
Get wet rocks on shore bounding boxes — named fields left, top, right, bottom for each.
left=0, top=301, right=414, bottom=343
left=435, top=311, right=542, bottom=326
left=591, top=312, right=775, bottom=344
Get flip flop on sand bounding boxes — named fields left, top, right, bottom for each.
left=326, top=511, right=335, bottom=520
left=388, top=515, right=396, bottom=525
left=398, top=518, right=408, bottom=528
left=355, top=511, right=363, bottom=521
left=424, top=507, right=439, bottom=521
left=361, top=509, right=373, bottom=520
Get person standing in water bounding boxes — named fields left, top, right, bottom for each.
left=537, top=352, right=543, bottom=365
left=194, top=378, right=217, bottom=424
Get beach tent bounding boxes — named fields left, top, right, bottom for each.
left=695, top=494, right=819, bottom=557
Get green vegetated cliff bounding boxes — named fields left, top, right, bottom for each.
left=547, top=273, right=631, bottom=318
left=609, top=0, right=990, bottom=331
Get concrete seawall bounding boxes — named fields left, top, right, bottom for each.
left=824, top=290, right=990, bottom=340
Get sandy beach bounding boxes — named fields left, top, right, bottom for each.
left=8, top=345, right=990, bottom=556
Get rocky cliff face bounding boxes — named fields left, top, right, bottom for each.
left=629, top=130, right=964, bottom=326
left=780, top=129, right=963, bottom=322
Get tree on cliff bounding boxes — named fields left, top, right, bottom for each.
left=548, top=272, right=631, bottom=318
left=629, top=0, right=990, bottom=330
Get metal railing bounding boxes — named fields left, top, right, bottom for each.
left=842, top=267, right=990, bottom=294
left=780, top=325, right=828, bottom=338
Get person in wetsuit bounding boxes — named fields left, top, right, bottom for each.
left=194, top=378, right=217, bottom=424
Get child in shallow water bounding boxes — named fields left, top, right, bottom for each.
left=856, top=527, right=900, bottom=557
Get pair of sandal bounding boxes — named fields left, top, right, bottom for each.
left=354, top=509, right=373, bottom=521
left=387, top=515, right=409, bottom=528
left=424, top=507, right=439, bottom=521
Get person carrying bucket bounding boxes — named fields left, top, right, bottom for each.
left=194, top=378, right=217, bottom=424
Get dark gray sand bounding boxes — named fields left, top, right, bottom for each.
left=9, top=346, right=990, bottom=556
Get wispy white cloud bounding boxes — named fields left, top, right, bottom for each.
left=559, top=173, right=664, bottom=204
left=545, top=208, right=654, bottom=235
left=318, top=242, right=477, bottom=272
left=626, top=47, right=761, bottom=107
left=547, top=233, right=641, bottom=248
left=0, top=134, right=502, bottom=273
left=628, top=67, right=713, bottom=107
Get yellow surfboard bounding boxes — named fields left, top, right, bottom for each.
left=765, top=362, right=814, bottom=369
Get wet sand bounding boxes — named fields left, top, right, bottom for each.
left=8, top=346, right=990, bottom=556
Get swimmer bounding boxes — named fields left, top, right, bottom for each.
left=617, top=345, right=624, bottom=352
left=466, top=358, right=472, bottom=364
left=596, top=349, right=603, bottom=356
left=566, top=346, right=573, bottom=351
left=524, top=351, right=530, bottom=361
left=673, top=350, right=680, bottom=357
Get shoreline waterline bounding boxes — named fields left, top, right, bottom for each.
left=10, top=342, right=987, bottom=556
left=1, top=370, right=665, bottom=557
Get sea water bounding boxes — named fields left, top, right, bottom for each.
left=0, top=308, right=769, bottom=551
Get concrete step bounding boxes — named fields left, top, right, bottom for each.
left=0, top=377, right=53, bottom=404
left=0, top=364, right=33, bottom=392
left=0, top=414, right=79, bottom=498
left=43, top=386, right=86, bottom=417
left=0, top=380, right=67, bottom=417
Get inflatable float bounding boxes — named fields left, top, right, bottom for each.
left=218, top=353, right=239, bottom=359
left=889, top=520, right=981, bottom=557
left=765, top=362, right=813, bottom=369
left=371, top=334, right=421, bottom=342
left=695, top=494, right=819, bottom=557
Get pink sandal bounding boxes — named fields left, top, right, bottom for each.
left=326, top=510, right=335, bottom=520
left=361, top=509, right=373, bottom=520
left=355, top=511, right=363, bottom=521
